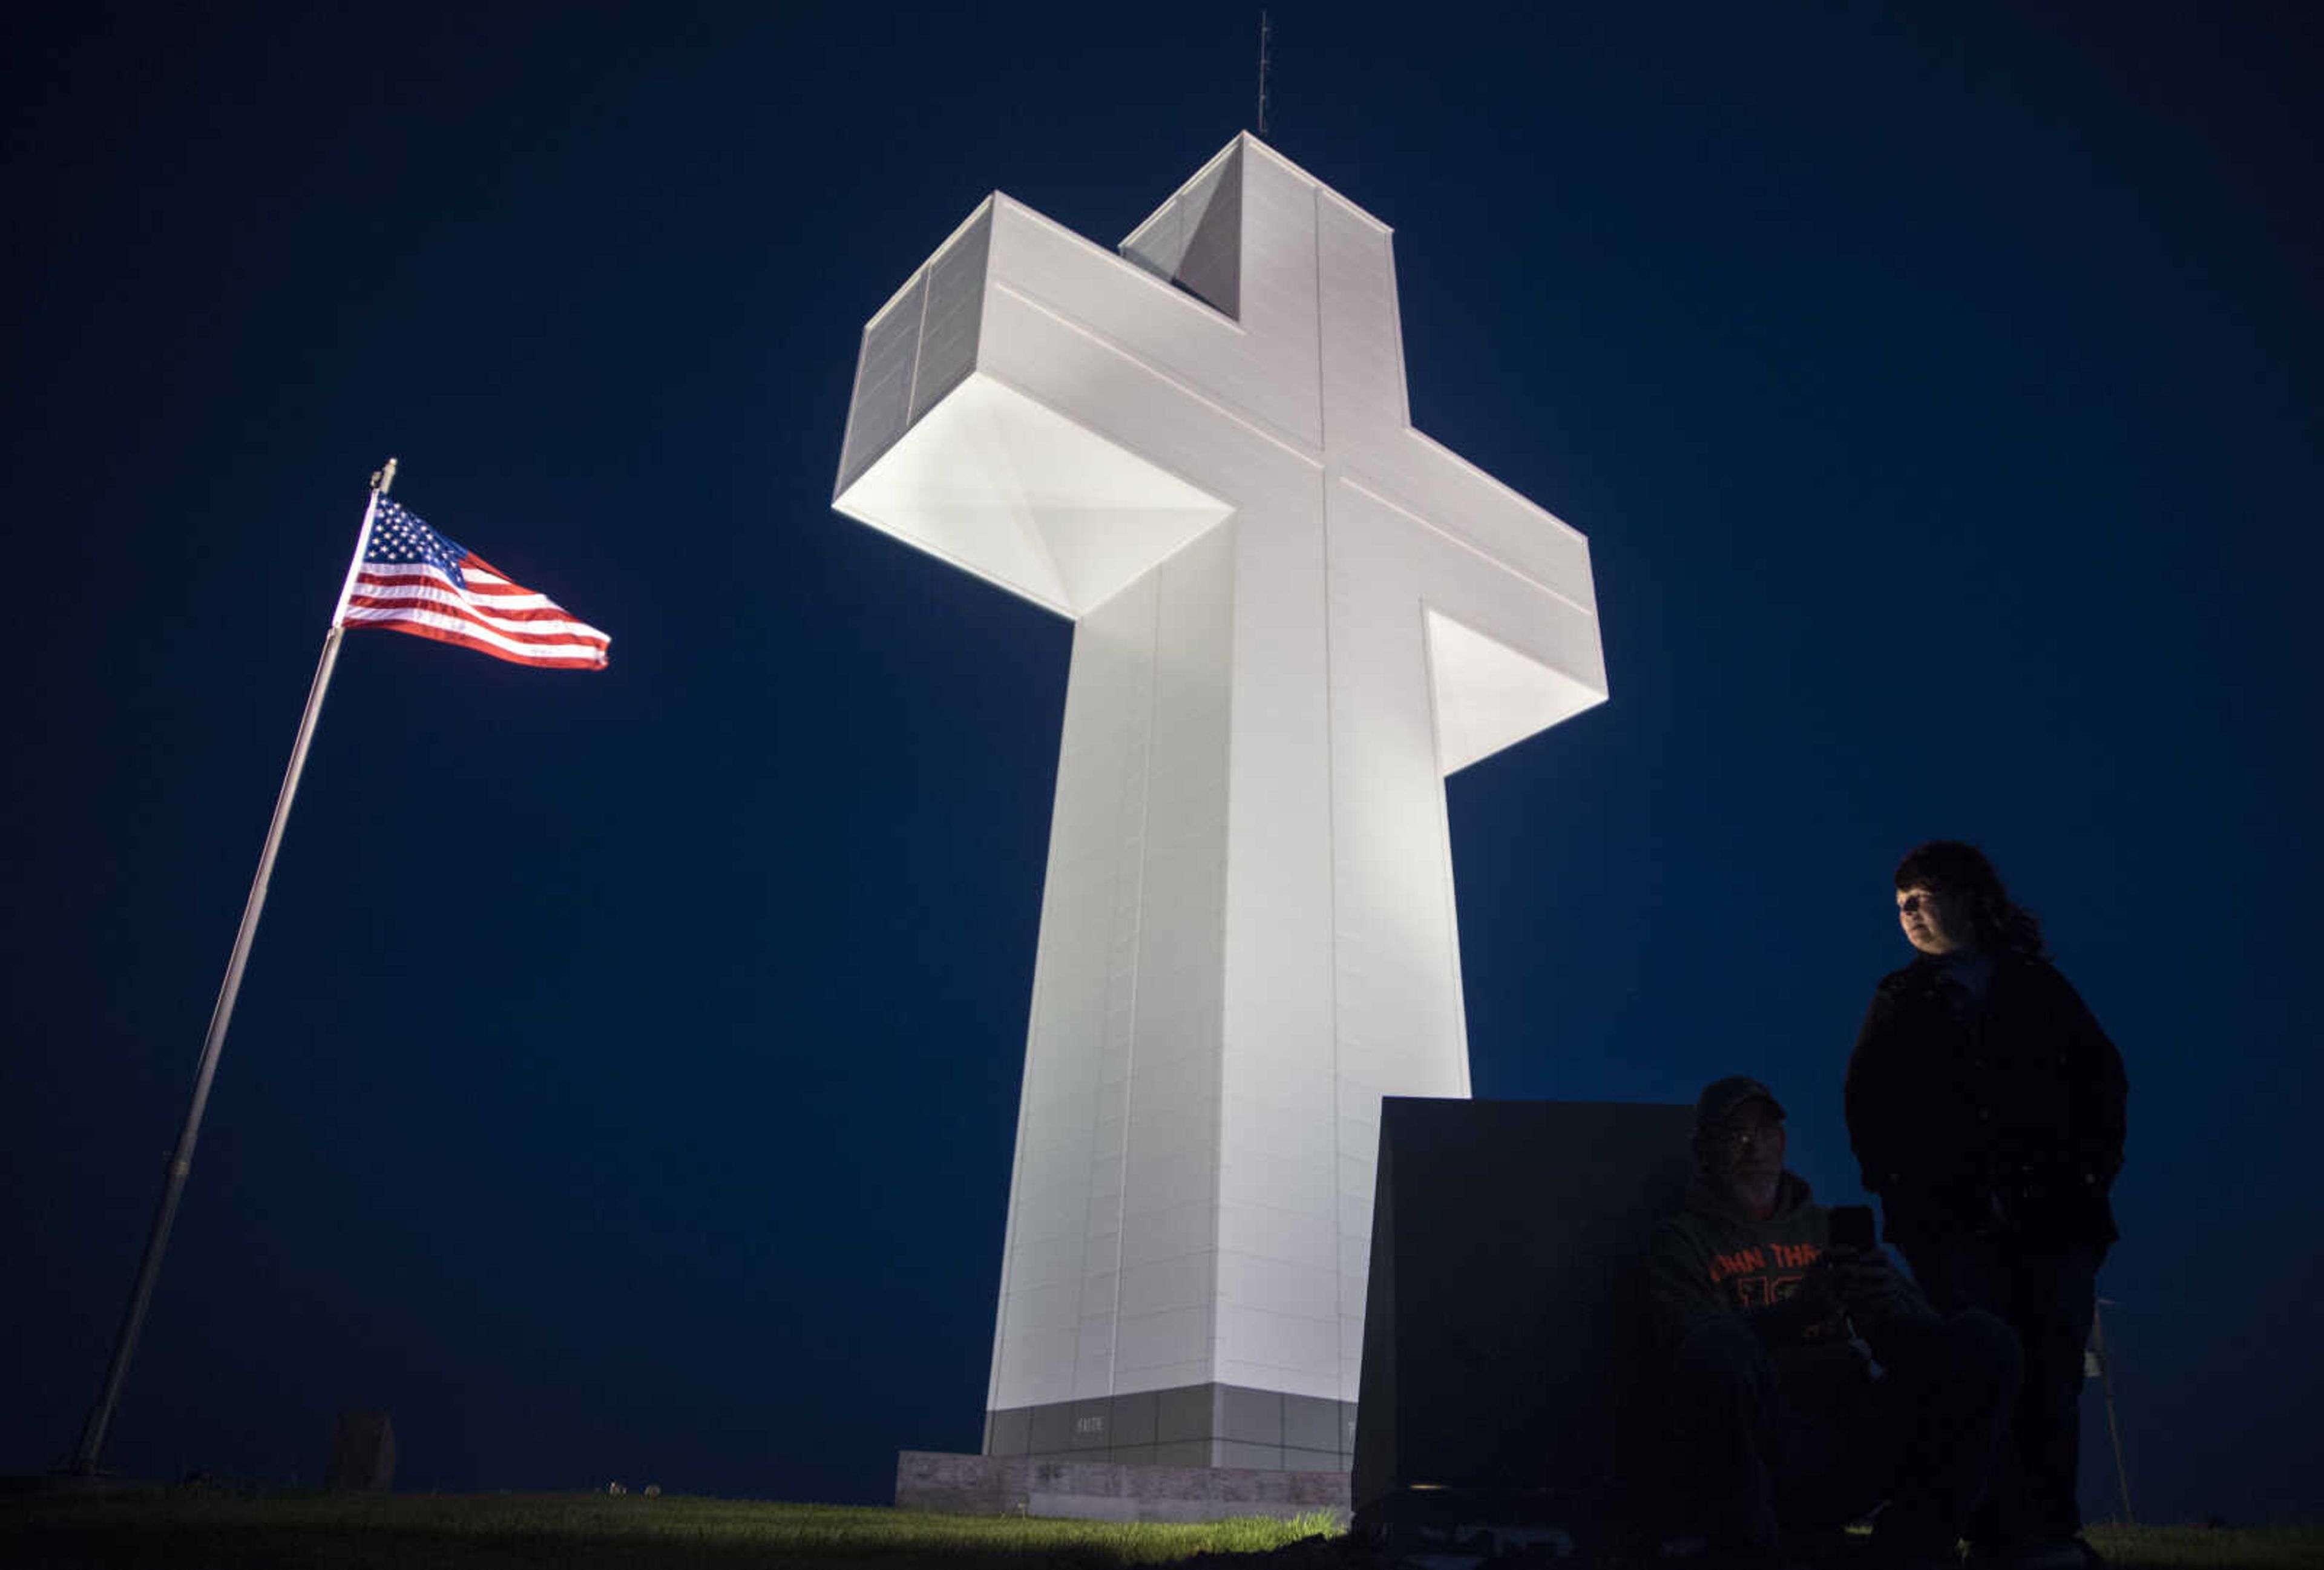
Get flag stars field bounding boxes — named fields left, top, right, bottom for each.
left=341, top=498, right=610, bottom=670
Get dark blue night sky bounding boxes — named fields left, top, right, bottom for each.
left=5, top=0, right=2316, bottom=1525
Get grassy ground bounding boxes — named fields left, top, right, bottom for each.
left=2079, top=1523, right=2322, bottom=1570
left=0, top=1490, right=1336, bottom=1569
left=0, top=1490, right=2312, bottom=1570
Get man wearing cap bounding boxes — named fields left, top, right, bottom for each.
left=1649, top=1077, right=2022, bottom=1570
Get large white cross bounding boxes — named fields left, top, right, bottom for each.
left=833, top=134, right=1605, bottom=1470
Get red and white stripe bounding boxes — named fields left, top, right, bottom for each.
left=341, top=556, right=611, bottom=669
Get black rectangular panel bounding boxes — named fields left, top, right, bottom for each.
left=1351, top=1098, right=1695, bottom=1532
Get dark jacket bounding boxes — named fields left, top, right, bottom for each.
left=1647, top=1170, right=1868, bottom=1396
left=1845, top=952, right=2127, bottom=1247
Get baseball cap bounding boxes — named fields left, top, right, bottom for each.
left=1694, top=1075, right=1787, bottom=1135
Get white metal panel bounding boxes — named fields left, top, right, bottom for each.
left=1074, top=1318, right=1115, bottom=1401
left=1119, top=1198, right=1212, bottom=1269
left=1219, top=1249, right=1339, bottom=1322
left=989, top=182, right=1324, bottom=452
left=1005, top=1285, right=1082, bottom=1345
left=989, top=572, right=1154, bottom=1410
left=1120, top=1253, right=1214, bottom=1317
left=1116, top=1306, right=1209, bottom=1376
left=1218, top=1195, right=1341, bottom=1273
left=1216, top=1140, right=1334, bottom=1221
left=1221, top=1090, right=1335, bottom=1163
left=836, top=275, right=926, bottom=496
left=996, top=1329, right=1078, bottom=1408
left=974, top=286, right=1321, bottom=516
left=1121, top=143, right=1241, bottom=320
left=835, top=374, right=1233, bottom=619
left=1216, top=1300, right=1341, bottom=1379
left=1218, top=1046, right=1338, bottom=1124
left=911, top=209, right=993, bottom=424
left=1427, top=608, right=1607, bottom=774
left=1310, top=194, right=1599, bottom=620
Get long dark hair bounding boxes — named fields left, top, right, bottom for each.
left=1893, top=839, right=2049, bottom=961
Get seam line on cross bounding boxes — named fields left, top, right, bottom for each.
left=981, top=289, right=1589, bottom=605
left=1106, top=569, right=1161, bottom=1398
left=1417, top=600, right=1474, bottom=1097
left=987, top=281, right=1305, bottom=468
left=904, top=261, right=935, bottom=422
left=1402, top=425, right=1590, bottom=546
left=1336, top=475, right=1598, bottom=622
left=867, top=196, right=1000, bottom=324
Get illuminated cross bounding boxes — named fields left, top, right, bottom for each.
left=833, top=134, right=1604, bottom=1470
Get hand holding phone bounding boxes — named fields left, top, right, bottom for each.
left=1829, top=1204, right=1877, bottom=1253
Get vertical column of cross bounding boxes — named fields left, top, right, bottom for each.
left=992, top=571, right=1155, bottom=1414
left=1068, top=573, right=1159, bottom=1402
left=1109, top=526, right=1235, bottom=1399
left=1310, top=190, right=1474, bottom=1402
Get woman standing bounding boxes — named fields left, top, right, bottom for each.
left=1845, top=841, right=2127, bottom=1570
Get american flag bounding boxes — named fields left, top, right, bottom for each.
left=339, top=500, right=610, bottom=669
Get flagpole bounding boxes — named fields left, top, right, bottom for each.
left=2092, top=1296, right=2135, bottom=1525
left=68, top=459, right=398, bottom=1476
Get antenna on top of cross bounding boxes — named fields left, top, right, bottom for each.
left=1255, top=10, right=1272, bottom=140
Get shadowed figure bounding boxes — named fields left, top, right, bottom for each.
left=1649, top=1077, right=2020, bottom=1570
left=1848, top=841, right=2128, bottom=1570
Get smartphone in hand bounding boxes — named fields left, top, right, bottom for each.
left=1829, top=1204, right=1877, bottom=1252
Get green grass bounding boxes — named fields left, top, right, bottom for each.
left=2082, top=1523, right=2324, bottom=1570
left=1, top=1490, right=2313, bottom=1569
left=0, top=1491, right=1339, bottom=1569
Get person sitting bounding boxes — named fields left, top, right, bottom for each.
left=1649, top=1077, right=2021, bottom=1570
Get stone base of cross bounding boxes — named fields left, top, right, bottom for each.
left=833, top=134, right=1606, bottom=1471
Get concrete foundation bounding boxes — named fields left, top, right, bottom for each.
left=896, top=1450, right=1350, bottom=1524
left=983, top=1382, right=1356, bottom=1472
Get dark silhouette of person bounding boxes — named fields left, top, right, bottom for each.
left=1650, top=1076, right=2020, bottom=1570
left=1847, top=841, right=2127, bottom=1570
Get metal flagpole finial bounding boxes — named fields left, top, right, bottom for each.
left=371, top=457, right=398, bottom=497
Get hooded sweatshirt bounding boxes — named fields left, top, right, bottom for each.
left=1646, top=1168, right=1869, bottom=1394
